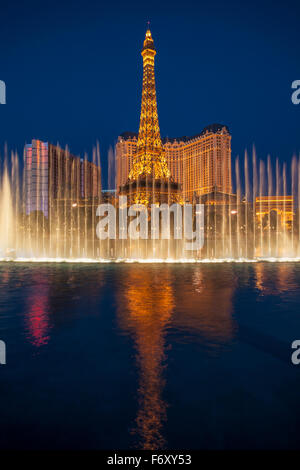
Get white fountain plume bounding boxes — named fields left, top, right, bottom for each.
left=0, top=161, right=15, bottom=258
left=0, top=143, right=299, bottom=263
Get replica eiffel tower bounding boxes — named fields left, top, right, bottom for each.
left=120, top=28, right=181, bottom=205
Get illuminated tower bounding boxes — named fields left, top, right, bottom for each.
left=120, top=29, right=181, bottom=204
left=129, top=29, right=170, bottom=180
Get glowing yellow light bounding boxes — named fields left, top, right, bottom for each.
left=129, top=29, right=170, bottom=181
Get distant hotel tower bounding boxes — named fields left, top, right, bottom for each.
left=25, top=139, right=101, bottom=217
left=116, top=31, right=232, bottom=202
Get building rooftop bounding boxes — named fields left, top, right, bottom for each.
left=119, top=123, right=230, bottom=144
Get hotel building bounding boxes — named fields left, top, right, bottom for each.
left=25, top=139, right=101, bottom=217
left=116, top=123, right=232, bottom=202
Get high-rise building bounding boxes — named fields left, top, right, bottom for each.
left=116, top=124, right=232, bottom=202
left=25, top=140, right=50, bottom=216
left=25, top=139, right=101, bottom=217
left=119, top=29, right=181, bottom=205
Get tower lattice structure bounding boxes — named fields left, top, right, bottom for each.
left=129, top=29, right=170, bottom=180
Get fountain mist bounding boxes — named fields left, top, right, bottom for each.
left=0, top=145, right=299, bottom=262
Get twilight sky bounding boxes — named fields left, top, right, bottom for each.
left=0, top=0, right=299, bottom=186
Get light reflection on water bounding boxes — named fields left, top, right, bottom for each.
left=115, top=266, right=238, bottom=449
left=117, top=269, right=174, bottom=449
left=0, top=262, right=300, bottom=449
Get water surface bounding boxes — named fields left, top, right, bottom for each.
left=0, top=262, right=299, bottom=449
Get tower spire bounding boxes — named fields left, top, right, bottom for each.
left=129, top=29, right=170, bottom=180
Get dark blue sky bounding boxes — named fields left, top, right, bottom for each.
left=0, top=0, right=299, bottom=186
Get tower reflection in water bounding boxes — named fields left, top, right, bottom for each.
left=117, top=268, right=174, bottom=449
left=19, top=264, right=236, bottom=449
left=116, top=266, right=236, bottom=449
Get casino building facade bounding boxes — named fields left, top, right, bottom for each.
left=25, top=139, right=101, bottom=217
left=116, top=123, right=232, bottom=203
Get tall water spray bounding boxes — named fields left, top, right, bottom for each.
left=0, top=163, right=15, bottom=256
left=0, top=145, right=299, bottom=262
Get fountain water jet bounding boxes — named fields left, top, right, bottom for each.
left=0, top=144, right=299, bottom=262
left=0, top=162, right=15, bottom=257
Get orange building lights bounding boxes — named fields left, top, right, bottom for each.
left=128, top=29, right=170, bottom=181
left=116, top=28, right=231, bottom=203
left=117, top=124, right=232, bottom=202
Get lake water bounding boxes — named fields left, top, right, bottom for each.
left=0, top=262, right=299, bottom=450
